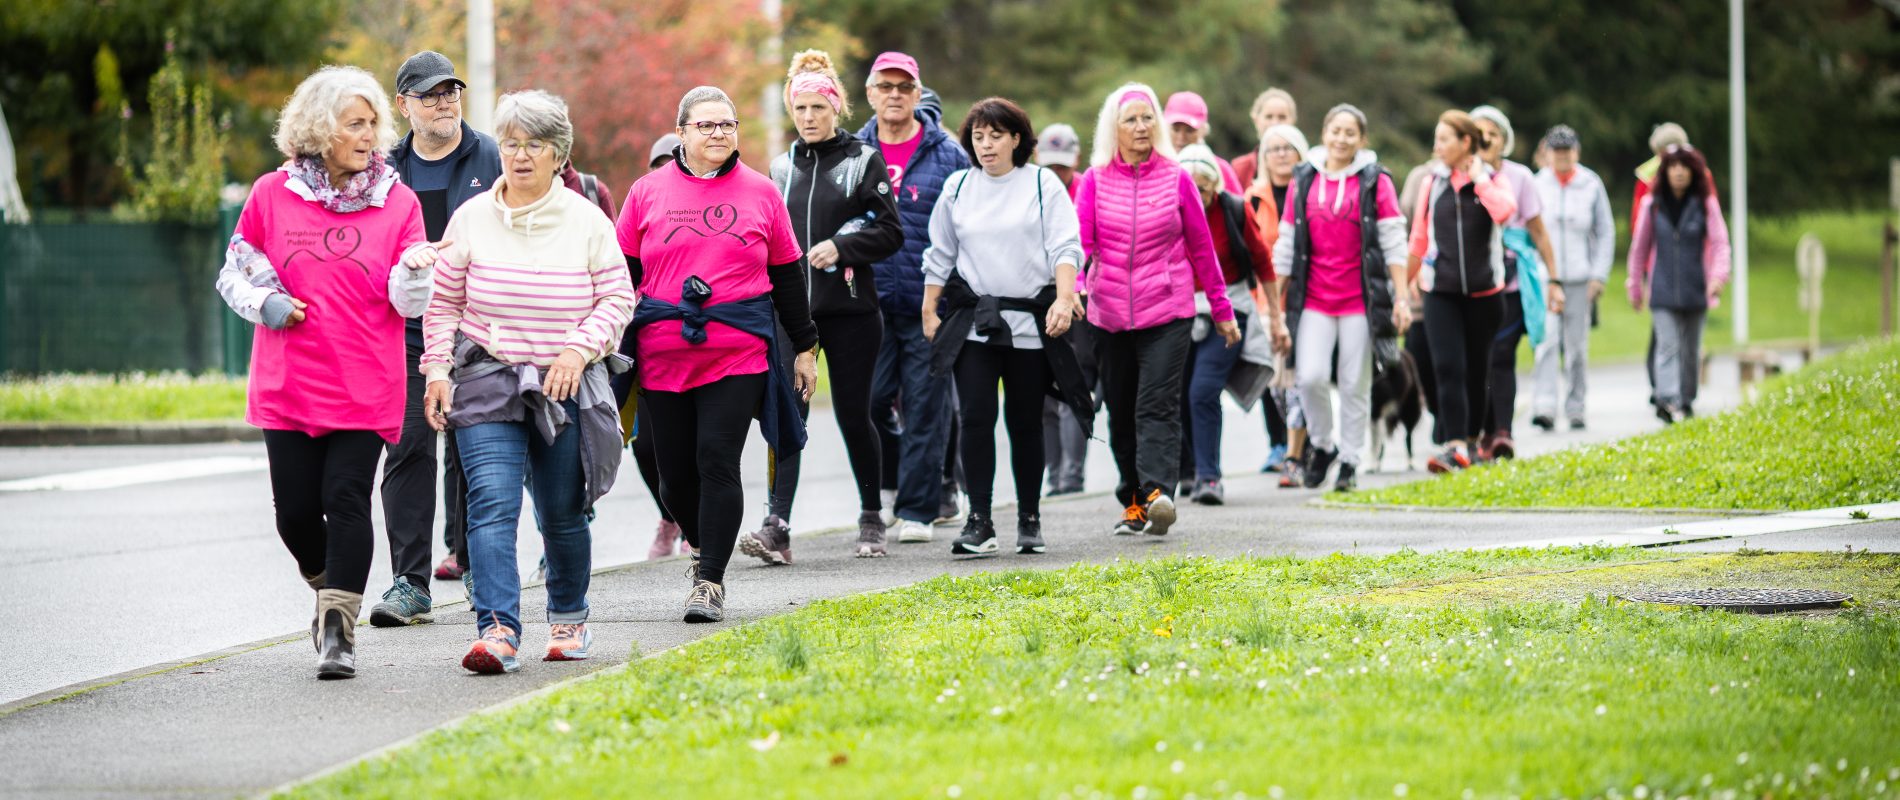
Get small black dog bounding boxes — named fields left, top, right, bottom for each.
left=1369, top=350, right=1424, bottom=472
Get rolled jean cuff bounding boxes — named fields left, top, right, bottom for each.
left=547, top=607, right=590, bottom=624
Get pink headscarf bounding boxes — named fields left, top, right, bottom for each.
left=788, top=72, right=842, bottom=112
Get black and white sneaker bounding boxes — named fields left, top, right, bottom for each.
left=1531, top=415, right=1555, bottom=432
left=1333, top=462, right=1357, bottom=493
left=1302, top=447, right=1338, bottom=489
left=950, top=514, right=998, bottom=556
left=1015, top=513, right=1045, bottom=554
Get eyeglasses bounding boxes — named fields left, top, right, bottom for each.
left=499, top=139, right=551, bottom=157
left=406, top=87, right=462, bottom=108
left=1118, top=113, right=1156, bottom=129
left=687, top=119, right=739, bottom=136
left=870, top=81, right=918, bottom=95
left=1264, top=145, right=1297, bottom=156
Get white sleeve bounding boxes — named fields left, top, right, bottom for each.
left=214, top=233, right=277, bottom=325
left=387, top=244, right=436, bottom=318
left=1377, top=217, right=1409, bottom=269
left=920, top=172, right=963, bottom=288
left=1040, top=169, right=1084, bottom=272
left=1589, top=181, right=1616, bottom=283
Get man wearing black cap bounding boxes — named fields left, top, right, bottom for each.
left=369, top=50, right=502, bottom=628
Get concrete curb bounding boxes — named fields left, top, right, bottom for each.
left=0, top=421, right=261, bottom=447
left=1306, top=497, right=1774, bottom=517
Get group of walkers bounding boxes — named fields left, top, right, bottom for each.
left=218, top=48, right=1729, bottom=680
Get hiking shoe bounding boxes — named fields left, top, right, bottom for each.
left=935, top=494, right=964, bottom=525
left=1141, top=487, right=1177, bottom=537
left=1192, top=479, right=1225, bottom=506
left=684, top=580, right=725, bottom=623
left=1175, top=479, right=1195, bottom=500
left=1531, top=415, right=1555, bottom=432
left=432, top=554, right=464, bottom=580
left=855, top=511, right=888, bottom=558
left=1568, top=418, right=1587, bottom=431
left=1426, top=446, right=1471, bottom=474
left=950, top=514, right=999, bottom=556
left=685, top=551, right=700, bottom=581
left=1303, top=447, right=1339, bottom=489
left=1489, top=431, right=1516, bottom=460
left=895, top=519, right=933, bottom=543
left=462, top=625, right=520, bottom=674
left=1656, top=403, right=1676, bottom=425
left=1016, top=513, right=1045, bottom=554
left=1333, top=462, right=1358, bottom=493
left=368, top=576, right=433, bottom=627
left=647, top=519, right=684, bottom=561
left=739, top=515, right=793, bottom=565
left=1278, top=460, right=1304, bottom=489
left=545, top=623, right=592, bottom=661
left=314, top=589, right=361, bottom=680
left=1113, top=500, right=1149, bottom=536
left=460, top=569, right=473, bottom=601
left=1262, top=444, right=1288, bottom=472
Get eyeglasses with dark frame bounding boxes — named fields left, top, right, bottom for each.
left=687, top=119, right=740, bottom=136
left=406, top=87, right=463, bottom=108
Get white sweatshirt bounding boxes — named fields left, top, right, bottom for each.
left=921, top=165, right=1083, bottom=349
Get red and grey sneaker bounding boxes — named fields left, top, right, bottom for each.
left=462, top=625, right=520, bottom=674
left=1426, top=446, right=1472, bottom=474
left=1489, top=430, right=1516, bottom=460
left=545, top=622, right=592, bottom=661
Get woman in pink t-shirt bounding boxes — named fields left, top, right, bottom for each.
left=214, top=66, right=432, bottom=680
left=616, top=86, right=819, bottom=624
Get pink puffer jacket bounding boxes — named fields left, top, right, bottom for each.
left=1076, top=153, right=1233, bottom=332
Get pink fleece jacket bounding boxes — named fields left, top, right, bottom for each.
left=1075, top=153, right=1233, bottom=332
left=1625, top=192, right=1732, bottom=309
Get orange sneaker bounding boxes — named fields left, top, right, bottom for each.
left=545, top=623, right=592, bottom=661
left=1113, top=500, right=1149, bottom=536
left=462, top=625, right=520, bottom=674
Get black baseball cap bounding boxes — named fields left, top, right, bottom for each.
left=396, top=51, right=464, bottom=96
left=1542, top=125, right=1580, bottom=150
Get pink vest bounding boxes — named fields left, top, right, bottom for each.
left=1077, top=155, right=1227, bottom=332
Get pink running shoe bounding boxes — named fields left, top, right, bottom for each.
left=647, top=519, right=683, bottom=560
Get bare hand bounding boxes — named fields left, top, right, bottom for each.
left=402, top=240, right=452, bottom=272
left=1546, top=282, right=1566, bottom=314
left=1215, top=319, right=1242, bottom=348
left=1270, top=318, right=1292, bottom=355
left=1045, top=296, right=1076, bottom=337
left=544, top=348, right=587, bottom=402
left=284, top=296, right=308, bottom=326
left=424, top=380, right=453, bottom=432
left=922, top=312, right=941, bottom=342
left=807, top=240, right=841, bottom=271
left=1393, top=301, right=1413, bottom=332
left=793, top=350, right=818, bottom=402
left=1587, top=280, right=1605, bottom=303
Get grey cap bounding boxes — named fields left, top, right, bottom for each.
left=396, top=51, right=464, bottom=96
left=1542, top=124, right=1580, bottom=150
left=648, top=133, right=683, bottom=168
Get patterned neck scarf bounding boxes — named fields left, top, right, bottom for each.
left=283, top=152, right=394, bottom=213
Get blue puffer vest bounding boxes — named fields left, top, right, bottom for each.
left=855, top=105, right=970, bottom=318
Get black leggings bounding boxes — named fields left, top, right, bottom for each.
left=262, top=429, right=384, bottom=594
left=768, top=312, right=884, bottom=519
left=630, top=402, right=674, bottom=522
left=952, top=341, right=1049, bottom=519
left=1422, top=292, right=1503, bottom=444
left=643, top=372, right=766, bottom=586
left=1483, top=291, right=1525, bottom=438
left=1404, top=318, right=1440, bottom=444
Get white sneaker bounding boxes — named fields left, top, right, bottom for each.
left=895, top=520, right=933, bottom=543
left=880, top=489, right=898, bottom=526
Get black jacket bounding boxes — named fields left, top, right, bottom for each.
left=928, top=274, right=1095, bottom=438
left=389, top=122, right=502, bottom=345
left=1285, top=161, right=1400, bottom=372
left=768, top=131, right=904, bottom=317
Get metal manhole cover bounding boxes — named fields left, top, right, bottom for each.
left=1617, top=588, right=1852, bottom=613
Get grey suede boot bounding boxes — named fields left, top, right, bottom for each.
left=314, top=589, right=363, bottom=680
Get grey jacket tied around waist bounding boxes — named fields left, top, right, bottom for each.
left=446, top=335, right=625, bottom=506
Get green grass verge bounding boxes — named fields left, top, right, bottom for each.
left=1525, top=209, right=1894, bottom=363
left=283, top=549, right=1900, bottom=799
left=1350, top=338, right=1900, bottom=511
left=0, top=372, right=248, bottom=423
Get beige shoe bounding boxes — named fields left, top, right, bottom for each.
left=314, top=589, right=362, bottom=680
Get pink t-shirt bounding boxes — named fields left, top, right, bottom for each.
left=1290, top=169, right=1402, bottom=317
left=237, top=172, right=424, bottom=442
left=878, top=127, right=925, bottom=193
left=617, top=161, right=802, bottom=392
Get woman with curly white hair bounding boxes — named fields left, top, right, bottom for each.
left=215, top=65, right=434, bottom=679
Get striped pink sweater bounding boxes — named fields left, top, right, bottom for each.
left=422, top=183, right=635, bottom=382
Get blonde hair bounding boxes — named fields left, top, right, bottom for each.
left=273, top=66, right=397, bottom=160
left=1089, top=82, right=1174, bottom=169
left=1250, top=87, right=1297, bottom=124
left=783, top=49, right=851, bottom=118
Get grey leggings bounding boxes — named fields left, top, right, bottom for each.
left=1651, top=307, right=1706, bottom=409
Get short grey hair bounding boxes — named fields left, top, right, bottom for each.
left=274, top=66, right=397, bottom=160
left=494, top=90, right=575, bottom=164
left=676, top=85, right=736, bottom=127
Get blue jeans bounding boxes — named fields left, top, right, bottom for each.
left=871, top=313, right=953, bottom=523
left=457, top=398, right=591, bottom=637
left=1180, top=312, right=1248, bottom=481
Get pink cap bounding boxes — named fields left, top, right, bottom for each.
left=1163, top=92, right=1209, bottom=131
left=868, top=51, right=920, bottom=83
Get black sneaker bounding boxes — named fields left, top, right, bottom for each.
left=1015, top=513, right=1045, bottom=554
left=951, top=514, right=999, bottom=556
left=1333, top=462, right=1357, bottom=493
left=1302, top=447, right=1338, bottom=489
left=1531, top=415, right=1555, bottom=432
left=1568, top=418, right=1587, bottom=431
left=1656, top=404, right=1675, bottom=425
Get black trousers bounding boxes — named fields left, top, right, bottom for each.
left=1404, top=318, right=1440, bottom=444
left=381, top=341, right=440, bottom=592
left=953, top=340, right=1049, bottom=519
left=768, top=312, right=884, bottom=519
left=1483, top=291, right=1525, bottom=438
left=264, top=429, right=384, bottom=594
left=1098, top=317, right=1194, bottom=506
left=1422, top=292, right=1503, bottom=444
left=643, top=372, right=766, bottom=587
left=630, top=401, right=674, bottom=522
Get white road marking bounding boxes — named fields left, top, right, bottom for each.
left=0, top=457, right=270, bottom=493
left=1483, top=502, right=1899, bottom=550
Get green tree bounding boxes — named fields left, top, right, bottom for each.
left=119, top=37, right=226, bottom=225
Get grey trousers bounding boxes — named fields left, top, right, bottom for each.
left=1532, top=280, right=1594, bottom=421
left=1042, top=398, right=1088, bottom=493
left=1651, top=307, right=1706, bottom=409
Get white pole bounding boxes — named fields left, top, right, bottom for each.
left=760, top=0, right=785, bottom=161
left=466, top=0, right=496, bottom=134
left=1729, top=0, right=1749, bottom=346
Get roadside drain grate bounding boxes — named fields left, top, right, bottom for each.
left=1617, top=588, right=1852, bottom=613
